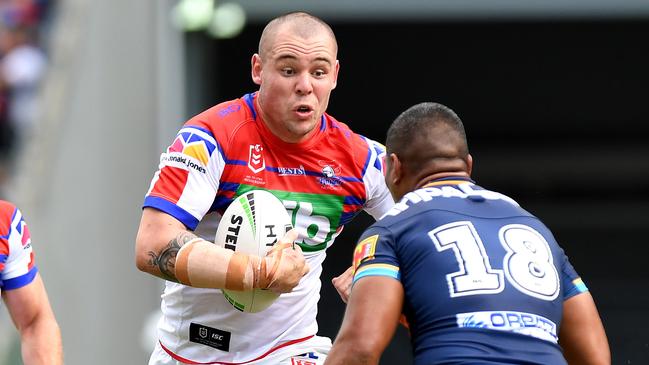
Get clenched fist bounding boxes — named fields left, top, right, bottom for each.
left=258, top=229, right=309, bottom=293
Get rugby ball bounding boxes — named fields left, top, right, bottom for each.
left=214, top=190, right=293, bottom=312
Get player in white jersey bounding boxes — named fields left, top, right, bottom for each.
left=135, top=12, right=394, bottom=365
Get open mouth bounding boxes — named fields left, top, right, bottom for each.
left=295, top=105, right=313, bottom=118
left=296, top=105, right=312, bottom=113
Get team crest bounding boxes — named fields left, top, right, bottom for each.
left=199, top=327, right=208, bottom=338
left=248, top=144, right=265, bottom=174
left=353, top=235, right=379, bottom=271
left=317, top=160, right=342, bottom=189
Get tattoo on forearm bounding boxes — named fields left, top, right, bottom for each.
left=147, top=231, right=198, bottom=281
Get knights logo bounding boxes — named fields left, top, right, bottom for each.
left=322, top=165, right=336, bottom=178
left=317, top=160, right=342, bottom=189
left=199, top=327, right=208, bottom=338
left=248, top=144, right=265, bottom=174
left=318, top=159, right=340, bottom=178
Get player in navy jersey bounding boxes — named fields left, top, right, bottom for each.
left=325, top=102, right=610, bottom=365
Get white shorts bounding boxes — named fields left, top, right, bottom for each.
left=148, top=335, right=330, bottom=365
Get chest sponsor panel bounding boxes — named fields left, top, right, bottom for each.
left=236, top=185, right=345, bottom=252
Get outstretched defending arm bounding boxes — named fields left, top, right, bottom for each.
left=3, top=274, right=63, bottom=365
left=559, top=292, right=610, bottom=365
left=135, top=207, right=308, bottom=293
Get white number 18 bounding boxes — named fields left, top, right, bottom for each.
left=429, top=221, right=560, bottom=301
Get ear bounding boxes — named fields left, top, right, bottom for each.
left=466, top=153, right=474, bottom=176
left=251, top=54, right=262, bottom=85
left=331, top=60, right=340, bottom=90
left=388, top=153, right=402, bottom=186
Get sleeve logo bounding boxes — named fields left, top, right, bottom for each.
left=353, top=234, right=379, bottom=272
left=167, top=129, right=216, bottom=173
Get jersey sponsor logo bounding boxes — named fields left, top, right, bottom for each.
left=353, top=235, right=378, bottom=272
left=248, top=144, right=265, bottom=174
left=278, top=165, right=306, bottom=176
left=456, top=310, right=558, bottom=343
left=162, top=154, right=207, bottom=174
left=236, top=185, right=344, bottom=252
left=166, top=129, right=215, bottom=174
left=217, top=104, right=241, bottom=117
left=385, top=183, right=518, bottom=217
left=168, top=129, right=216, bottom=167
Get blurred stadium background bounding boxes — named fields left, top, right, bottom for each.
left=0, top=0, right=647, bottom=363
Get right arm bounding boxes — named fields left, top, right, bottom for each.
left=559, top=292, right=610, bottom=365
left=135, top=207, right=196, bottom=282
left=135, top=207, right=308, bottom=292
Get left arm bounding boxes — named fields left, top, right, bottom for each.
left=325, top=276, right=404, bottom=365
left=3, top=273, right=63, bottom=365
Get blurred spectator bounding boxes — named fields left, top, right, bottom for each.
left=0, top=0, right=50, bottom=196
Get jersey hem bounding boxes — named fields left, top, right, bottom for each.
left=159, top=335, right=315, bottom=364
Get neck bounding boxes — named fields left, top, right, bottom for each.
left=414, top=171, right=470, bottom=190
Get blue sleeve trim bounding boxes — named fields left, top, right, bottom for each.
left=2, top=266, right=38, bottom=290
left=564, top=280, right=589, bottom=300
left=353, top=267, right=400, bottom=284
left=143, top=196, right=200, bottom=230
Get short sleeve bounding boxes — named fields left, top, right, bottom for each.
left=360, top=138, right=394, bottom=220
left=1, top=207, right=37, bottom=291
left=143, top=125, right=224, bottom=230
left=560, top=253, right=588, bottom=300
left=352, top=226, right=400, bottom=285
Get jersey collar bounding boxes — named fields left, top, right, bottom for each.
left=421, top=176, right=475, bottom=188
left=243, top=92, right=327, bottom=152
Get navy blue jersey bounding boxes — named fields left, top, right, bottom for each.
left=352, top=177, right=587, bottom=365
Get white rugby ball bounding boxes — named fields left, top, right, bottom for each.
left=214, top=189, right=293, bottom=313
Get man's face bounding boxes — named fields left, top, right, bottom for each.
left=252, top=28, right=339, bottom=143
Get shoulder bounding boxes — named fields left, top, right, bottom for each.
left=0, top=200, right=17, bottom=225
left=0, top=200, right=18, bottom=242
left=184, top=96, right=255, bottom=141
left=173, top=96, right=257, bottom=159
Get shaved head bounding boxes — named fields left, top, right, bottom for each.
left=386, top=102, right=469, bottom=177
left=258, top=12, right=338, bottom=60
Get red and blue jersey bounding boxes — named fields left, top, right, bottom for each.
left=353, top=177, right=588, bottom=365
left=0, top=200, right=37, bottom=293
left=143, top=93, right=393, bottom=364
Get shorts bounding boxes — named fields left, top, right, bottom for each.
left=149, top=336, right=330, bottom=365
